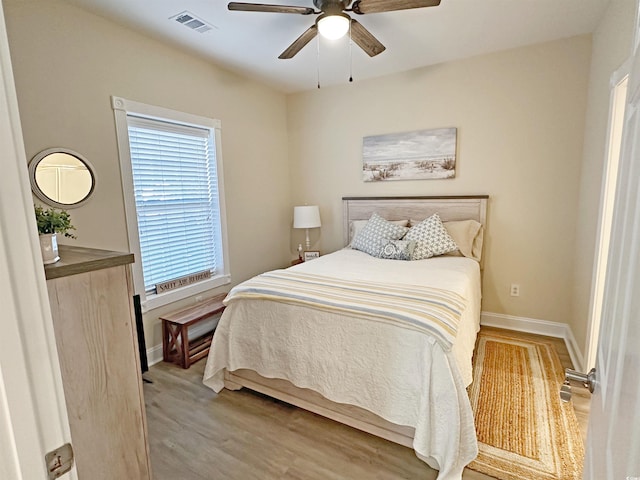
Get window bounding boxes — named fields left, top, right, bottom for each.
left=112, top=97, right=230, bottom=310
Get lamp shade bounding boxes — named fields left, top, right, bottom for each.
left=293, top=205, right=321, bottom=229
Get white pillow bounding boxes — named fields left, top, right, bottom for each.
left=351, top=213, right=409, bottom=257
left=443, top=220, right=484, bottom=261
left=404, top=213, right=458, bottom=260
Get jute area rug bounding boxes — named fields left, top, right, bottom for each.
left=467, top=329, right=584, bottom=480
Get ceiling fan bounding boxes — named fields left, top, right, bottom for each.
left=228, top=0, right=441, bottom=59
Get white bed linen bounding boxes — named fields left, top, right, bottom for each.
left=203, top=249, right=481, bottom=479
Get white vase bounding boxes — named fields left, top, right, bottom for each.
left=39, top=233, right=60, bottom=265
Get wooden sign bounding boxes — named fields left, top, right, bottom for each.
left=156, top=270, right=212, bottom=293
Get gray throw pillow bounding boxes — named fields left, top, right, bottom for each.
left=351, top=213, right=409, bottom=257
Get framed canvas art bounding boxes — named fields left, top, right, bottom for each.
left=362, top=127, right=457, bottom=182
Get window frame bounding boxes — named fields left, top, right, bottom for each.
left=112, top=96, right=230, bottom=311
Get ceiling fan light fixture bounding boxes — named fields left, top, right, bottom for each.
left=317, top=13, right=350, bottom=40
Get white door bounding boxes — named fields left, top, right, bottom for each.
left=583, top=11, right=640, bottom=479
left=0, top=2, right=76, bottom=479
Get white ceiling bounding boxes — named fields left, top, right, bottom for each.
left=62, top=0, right=610, bottom=93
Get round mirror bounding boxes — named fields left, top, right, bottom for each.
left=28, top=148, right=96, bottom=208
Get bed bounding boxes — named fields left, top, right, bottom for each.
left=203, top=196, right=488, bottom=480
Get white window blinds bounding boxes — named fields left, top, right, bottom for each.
left=127, top=115, right=222, bottom=293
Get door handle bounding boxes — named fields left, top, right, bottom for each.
left=560, top=367, right=596, bottom=402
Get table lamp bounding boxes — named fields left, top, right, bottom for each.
left=293, top=205, right=321, bottom=250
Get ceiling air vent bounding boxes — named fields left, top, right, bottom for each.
left=170, top=11, right=216, bottom=34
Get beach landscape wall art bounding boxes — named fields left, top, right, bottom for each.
left=362, top=127, right=457, bottom=182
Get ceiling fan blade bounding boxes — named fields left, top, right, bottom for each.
left=351, top=0, right=440, bottom=15
left=349, top=19, right=385, bottom=57
left=228, top=2, right=315, bottom=15
left=279, top=25, right=318, bottom=59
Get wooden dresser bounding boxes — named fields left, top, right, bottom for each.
left=45, top=245, right=152, bottom=479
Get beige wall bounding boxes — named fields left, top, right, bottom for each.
left=5, top=0, right=625, bottom=358
left=287, top=36, right=592, bottom=327
left=4, top=0, right=291, bottom=347
left=571, top=0, right=637, bottom=353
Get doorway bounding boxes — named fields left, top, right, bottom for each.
left=585, top=69, right=629, bottom=370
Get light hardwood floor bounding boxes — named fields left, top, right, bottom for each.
left=143, top=327, right=590, bottom=479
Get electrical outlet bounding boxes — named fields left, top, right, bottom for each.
left=510, top=284, right=520, bottom=297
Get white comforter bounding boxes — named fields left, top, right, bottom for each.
left=203, top=249, right=480, bottom=479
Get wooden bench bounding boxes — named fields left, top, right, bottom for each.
left=160, top=293, right=227, bottom=369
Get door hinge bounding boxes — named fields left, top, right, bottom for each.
left=45, top=443, right=74, bottom=479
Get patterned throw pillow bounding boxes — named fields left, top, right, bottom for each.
left=376, top=240, right=415, bottom=260
left=349, top=219, right=409, bottom=245
left=351, top=213, right=409, bottom=257
left=404, top=213, right=458, bottom=260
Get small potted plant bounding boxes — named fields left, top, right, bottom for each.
left=34, top=205, right=76, bottom=264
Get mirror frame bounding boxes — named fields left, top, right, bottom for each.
left=28, top=148, right=96, bottom=209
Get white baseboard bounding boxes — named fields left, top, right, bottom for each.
left=146, top=317, right=219, bottom=367
left=146, top=344, right=164, bottom=367
left=480, top=311, right=585, bottom=372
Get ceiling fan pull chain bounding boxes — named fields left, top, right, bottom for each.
left=349, top=20, right=353, bottom=83
left=317, top=35, right=321, bottom=89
